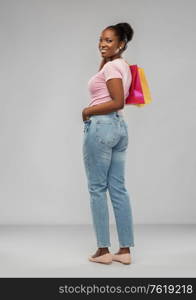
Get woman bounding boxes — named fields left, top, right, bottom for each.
left=82, top=22, right=135, bottom=265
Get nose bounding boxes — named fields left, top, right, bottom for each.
left=100, top=44, right=107, bottom=49
left=99, top=42, right=106, bottom=48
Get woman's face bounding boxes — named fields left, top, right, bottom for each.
left=98, top=29, right=124, bottom=59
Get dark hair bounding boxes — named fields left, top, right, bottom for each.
left=105, top=22, right=134, bottom=51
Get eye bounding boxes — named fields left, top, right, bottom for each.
left=99, top=38, right=112, bottom=42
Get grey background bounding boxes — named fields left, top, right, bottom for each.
left=0, top=0, right=195, bottom=225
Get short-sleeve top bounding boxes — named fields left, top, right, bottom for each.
left=87, top=58, right=131, bottom=115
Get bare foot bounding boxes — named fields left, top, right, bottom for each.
left=91, top=247, right=110, bottom=258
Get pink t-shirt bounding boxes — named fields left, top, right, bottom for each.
left=87, top=58, right=131, bottom=115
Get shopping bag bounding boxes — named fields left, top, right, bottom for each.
left=125, top=65, right=152, bottom=107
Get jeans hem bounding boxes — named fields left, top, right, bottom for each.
left=119, top=244, right=135, bottom=248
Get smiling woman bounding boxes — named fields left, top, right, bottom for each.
left=98, top=23, right=133, bottom=64
left=83, top=23, right=134, bottom=119
left=82, top=22, right=135, bottom=265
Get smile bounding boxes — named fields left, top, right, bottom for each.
left=100, top=49, right=108, bottom=53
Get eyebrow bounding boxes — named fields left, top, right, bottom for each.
left=99, top=37, right=112, bottom=39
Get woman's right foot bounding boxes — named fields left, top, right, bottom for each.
left=112, top=248, right=131, bottom=264
left=114, top=247, right=130, bottom=255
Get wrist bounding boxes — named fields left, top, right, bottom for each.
left=85, top=107, right=91, bottom=117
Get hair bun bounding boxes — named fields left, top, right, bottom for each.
left=116, top=22, right=134, bottom=42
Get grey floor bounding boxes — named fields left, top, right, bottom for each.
left=0, top=224, right=195, bottom=278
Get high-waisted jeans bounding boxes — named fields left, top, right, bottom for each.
left=82, top=111, right=135, bottom=248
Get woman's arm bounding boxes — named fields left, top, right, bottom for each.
left=82, top=78, right=124, bottom=120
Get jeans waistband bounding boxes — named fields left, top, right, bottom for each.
left=90, top=111, right=124, bottom=121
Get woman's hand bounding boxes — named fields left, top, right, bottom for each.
left=82, top=107, right=91, bottom=122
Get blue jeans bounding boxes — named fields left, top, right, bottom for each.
left=82, top=111, right=135, bottom=248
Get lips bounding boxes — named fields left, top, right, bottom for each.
left=100, top=49, right=108, bottom=54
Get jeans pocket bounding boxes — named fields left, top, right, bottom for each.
left=124, top=120, right=128, bottom=129
left=95, top=121, right=118, bottom=147
left=83, top=119, right=91, bottom=133
left=123, top=122, right=129, bottom=148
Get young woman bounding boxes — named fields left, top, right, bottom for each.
left=82, top=22, right=135, bottom=265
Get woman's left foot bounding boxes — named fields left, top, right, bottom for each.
left=88, top=252, right=113, bottom=264
left=91, top=248, right=109, bottom=258
left=88, top=248, right=112, bottom=264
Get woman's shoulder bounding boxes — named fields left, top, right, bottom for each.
left=108, top=58, right=130, bottom=69
left=102, top=58, right=124, bottom=68
left=100, top=58, right=130, bottom=73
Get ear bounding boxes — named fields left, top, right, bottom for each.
left=120, top=41, right=126, bottom=50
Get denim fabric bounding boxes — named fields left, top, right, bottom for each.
left=82, top=111, right=134, bottom=248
